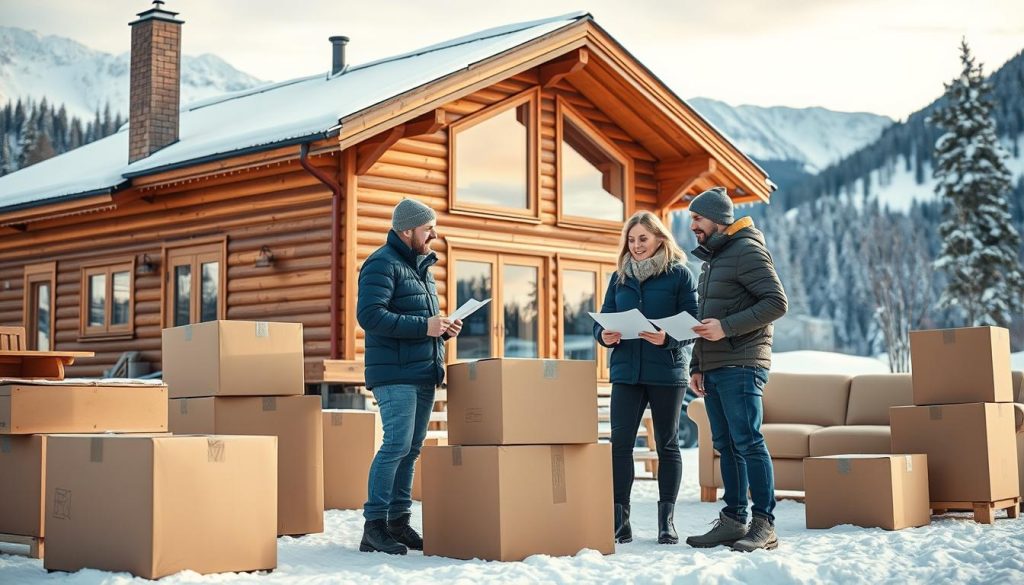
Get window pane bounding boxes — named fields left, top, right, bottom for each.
left=562, top=270, right=596, bottom=360
left=562, top=120, right=624, bottom=221
left=35, top=282, right=51, bottom=351
left=503, top=264, right=538, bottom=358
left=455, top=103, right=529, bottom=210
left=200, top=262, right=219, bottom=322
left=456, top=260, right=492, bottom=359
left=111, top=271, right=130, bottom=326
left=174, top=265, right=191, bottom=327
left=88, top=273, right=106, bottom=327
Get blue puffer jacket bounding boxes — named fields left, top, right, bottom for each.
left=357, top=230, right=446, bottom=389
left=593, top=262, right=698, bottom=386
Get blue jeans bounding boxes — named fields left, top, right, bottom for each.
left=702, top=366, right=775, bottom=523
left=363, top=384, right=435, bottom=521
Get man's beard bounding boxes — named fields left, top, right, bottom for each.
left=693, top=230, right=709, bottom=245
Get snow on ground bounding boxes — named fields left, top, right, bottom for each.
left=771, top=350, right=891, bottom=375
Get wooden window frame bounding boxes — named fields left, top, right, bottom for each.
left=78, top=258, right=135, bottom=340
left=23, top=262, right=57, bottom=350
left=161, top=238, right=227, bottom=328
left=555, top=97, right=633, bottom=232
left=448, top=87, right=541, bottom=223
left=555, top=255, right=618, bottom=382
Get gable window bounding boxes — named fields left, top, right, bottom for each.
left=80, top=259, right=134, bottom=338
left=164, top=240, right=225, bottom=327
left=24, top=262, right=56, bottom=350
left=449, top=88, right=539, bottom=220
left=557, top=98, right=631, bottom=229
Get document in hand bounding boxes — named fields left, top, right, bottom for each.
left=587, top=309, right=656, bottom=339
left=449, top=298, right=491, bottom=322
left=647, top=310, right=701, bottom=341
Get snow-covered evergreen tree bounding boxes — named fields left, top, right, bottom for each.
left=930, top=39, right=1024, bottom=327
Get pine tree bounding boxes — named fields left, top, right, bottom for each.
left=930, top=39, right=1024, bottom=327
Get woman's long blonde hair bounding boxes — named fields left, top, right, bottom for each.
left=615, top=211, right=686, bottom=284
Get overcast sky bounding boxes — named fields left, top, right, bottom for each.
left=2, top=0, right=1022, bottom=120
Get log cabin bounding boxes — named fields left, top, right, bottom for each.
left=0, top=3, right=774, bottom=393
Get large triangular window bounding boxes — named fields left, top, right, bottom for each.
left=557, top=99, right=629, bottom=227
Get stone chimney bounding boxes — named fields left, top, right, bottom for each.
left=128, top=0, right=183, bottom=162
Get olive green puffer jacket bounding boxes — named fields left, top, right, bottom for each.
left=689, top=217, right=788, bottom=374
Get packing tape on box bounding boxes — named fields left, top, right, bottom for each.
left=836, top=458, right=851, bottom=475
left=468, top=362, right=477, bottom=381
left=90, top=438, right=104, bottom=463
left=184, top=324, right=193, bottom=342
left=331, top=413, right=344, bottom=426
left=905, top=455, right=913, bottom=472
left=929, top=406, right=943, bottom=421
left=550, top=445, right=567, bottom=504
left=179, top=399, right=188, bottom=415
left=451, top=446, right=462, bottom=466
left=543, top=360, right=558, bottom=380
left=262, top=397, right=277, bottom=412
left=1, top=436, right=10, bottom=453
left=208, top=438, right=225, bottom=463
left=255, top=321, right=270, bottom=338
left=942, top=330, right=956, bottom=344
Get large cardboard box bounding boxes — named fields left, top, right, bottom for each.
left=909, top=327, right=1012, bottom=405
left=43, top=434, right=277, bottom=579
left=891, top=403, right=1019, bottom=503
left=804, top=454, right=930, bottom=530
left=412, top=434, right=447, bottom=501
left=446, top=359, right=598, bottom=445
left=422, top=443, right=614, bottom=561
left=0, top=434, right=46, bottom=537
left=0, top=382, right=167, bottom=434
left=162, top=320, right=305, bottom=399
left=169, top=395, right=324, bottom=535
left=322, top=409, right=382, bottom=510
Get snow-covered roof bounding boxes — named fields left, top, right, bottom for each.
left=0, top=12, right=587, bottom=213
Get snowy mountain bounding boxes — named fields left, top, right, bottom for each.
left=687, top=97, right=893, bottom=173
left=0, top=26, right=265, bottom=120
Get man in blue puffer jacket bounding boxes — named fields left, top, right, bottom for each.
left=356, top=198, right=462, bottom=555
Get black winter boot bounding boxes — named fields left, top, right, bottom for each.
left=387, top=513, right=424, bottom=551
left=614, top=503, right=632, bottom=544
left=657, top=501, right=679, bottom=544
left=359, top=519, right=408, bottom=555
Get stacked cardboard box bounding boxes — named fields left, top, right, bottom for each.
left=423, top=358, right=613, bottom=561
left=165, top=320, right=324, bottom=536
left=891, top=327, right=1019, bottom=510
left=804, top=454, right=930, bottom=530
left=322, top=409, right=383, bottom=510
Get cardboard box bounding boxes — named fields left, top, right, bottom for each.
left=891, top=403, right=1019, bottom=502
left=322, top=409, right=382, bottom=510
left=413, top=434, right=447, bottom=501
left=162, top=320, right=305, bottom=399
left=910, top=327, right=1012, bottom=405
left=170, top=395, right=324, bottom=535
left=804, top=454, right=930, bottom=530
left=446, top=359, right=598, bottom=445
left=43, top=434, right=277, bottom=579
left=0, top=383, right=167, bottom=434
left=422, top=443, right=613, bottom=561
left=0, top=434, right=46, bottom=537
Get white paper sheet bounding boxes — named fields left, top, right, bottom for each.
left=449, top=298, right=491, bottom=322
left=588, top=308, right=657, bottom=339
left=648, top=310, right=701, bottom=341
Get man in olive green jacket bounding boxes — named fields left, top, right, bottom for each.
left=684, top=186, right=788, bottom=552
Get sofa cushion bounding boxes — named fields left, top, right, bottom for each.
left=763, top=373, right=851, bottom=426
left=711, top=423, right=821, bottom=458
left=809, top=425, right=892, bottom=456
left=845, top=374, right=914, bottom=425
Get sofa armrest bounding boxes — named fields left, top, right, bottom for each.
left=1014, top=403, right=1023, bottom=433
left=688, top=397, right=716, bottom=488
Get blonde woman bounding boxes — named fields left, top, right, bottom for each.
left=593, top=210, right=698, bottom=545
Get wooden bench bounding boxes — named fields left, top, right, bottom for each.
left=0, top=326, right=93, bottom=380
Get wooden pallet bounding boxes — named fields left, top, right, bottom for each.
left=0, top=532, right=43, bottom=559
left=931, top=497, right=1021, bottom=524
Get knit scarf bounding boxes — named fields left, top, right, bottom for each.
left=624, top=247, right=666, bottom=283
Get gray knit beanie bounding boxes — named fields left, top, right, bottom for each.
left=689, top=187, right=734, bottom=225
left=392, top=198, right=436, bottom=231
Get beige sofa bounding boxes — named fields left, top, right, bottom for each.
left=689, top=371, right=1024, bottom=503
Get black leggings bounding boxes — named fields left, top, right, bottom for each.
left=610, top=383, right=685, bottom=505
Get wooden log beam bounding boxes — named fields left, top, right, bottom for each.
left=540, top=48, right=589, bottom=88
left=355, top=109, right=449, bottom=176
left=656, top=154, right=717, bottom=210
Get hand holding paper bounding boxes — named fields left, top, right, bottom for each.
left=449, top=298, right=491, bottom=322
left=590, top=309, right=700, bottom=341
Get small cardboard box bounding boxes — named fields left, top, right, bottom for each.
left=804, top=454, right=930, bottom=530
left=891, top=403, right=1019, bottom=503
left=0, top=434, right=46, bottom=537
left=0, top=382, right=167, bottom=434
left=909, top=327, right=1012, bottom=405
left=170, top=395, right=323, bottom=536
left=422, top=443, right=613, bottom=561
left=43, top=434, right=277, bottom=579
left=161, top=320, right=305, bottom=399
left=413, top=434, right=447, bottom=501
left=322, top=409, right=382, bottom=510
left=446, top=359, right=598, bottom=445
